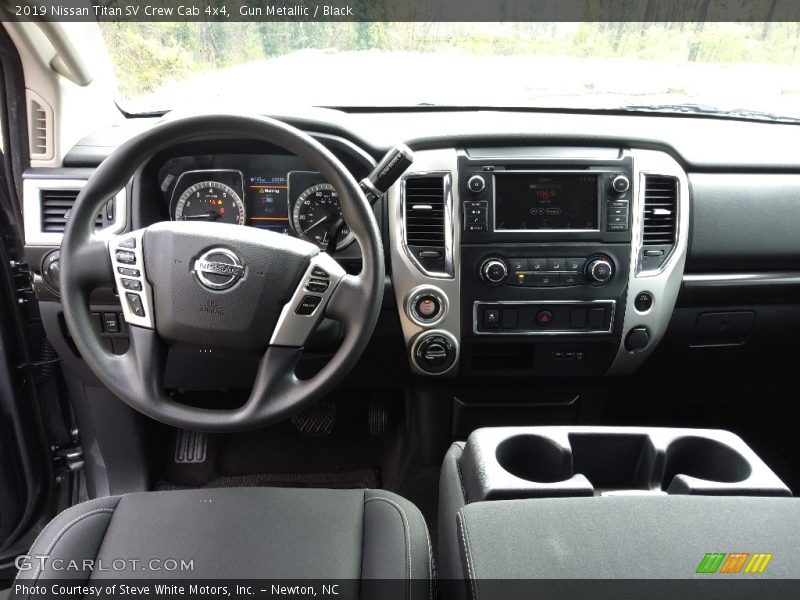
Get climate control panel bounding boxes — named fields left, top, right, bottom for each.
left=478, top=254, right=616, bottom=288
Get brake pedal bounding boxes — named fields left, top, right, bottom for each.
left=174, top=430, right=208, bottom=464
left=292, top=401, right=336, bottom=435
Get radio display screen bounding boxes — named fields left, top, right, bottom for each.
left=494, top=173, right=599, bottom=231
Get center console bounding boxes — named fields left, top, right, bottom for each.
left=388, top=146, right=689, bottom=377
left=438, top=426, right=797, bottom=599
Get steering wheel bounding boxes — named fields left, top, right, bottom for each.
left=59, top=115, right=384, bottom=432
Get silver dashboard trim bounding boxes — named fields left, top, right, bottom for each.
left=23, top=178, right=127, bottom=246
left=388, top=150, right=461, bottom=377
left=472, top=300, right=616, bottom=336
left=683, top=272, right=800, bottom=286
left=399, top=170, right=455, bottom=279
left=608, top=150, right=690, bottom=375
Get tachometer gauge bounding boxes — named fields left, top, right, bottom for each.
left=291, top=184, right=354, bottom=250
left=174, top=181, right=246, bottom=225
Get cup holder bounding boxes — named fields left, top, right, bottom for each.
left=662, top=436, right=752, bottom=488
left=495, top=434, right=571, bottom=483
left=459, top=427, right=790, bottom=502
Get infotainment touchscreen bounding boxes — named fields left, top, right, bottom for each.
left=494, top=173, right=599, bottom=231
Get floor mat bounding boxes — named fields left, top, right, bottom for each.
left=155, top=468, right=380, bottom=491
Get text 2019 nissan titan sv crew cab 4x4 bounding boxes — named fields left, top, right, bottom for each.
left=1, top=6, right=800, bottom=600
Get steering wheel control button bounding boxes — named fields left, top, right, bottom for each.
left=102, top=313, right=120, bottom=334
left=536, top=310, right=554, bottom=326
left=193, top=248, right=245, bottom=291
left=412, top=331, right=458, bottom=375
left=295, top=295, right=322, bottom=316
left=634, top=292, right=654, bottom=313
left=115, top=251, right=136, bottom=265
left=467, top=175, right=486, bottom=193
left=626, top=327, right=650, bottom=352
left=117, top=267, right=140, bottom=277
left=311, top=266, right=330, bottom=279
left=305, top=278, right=330, bottom=293
left=125, top=293, right=145, bottom=318
left=121, top=278, right=142, bottom=291
left=117, top=237, right=136, bottom=249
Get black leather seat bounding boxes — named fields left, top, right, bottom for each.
left=16, top=487, right=433, bottom=598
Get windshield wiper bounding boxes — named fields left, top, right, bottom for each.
left=617, top=103, right=800, bottom=124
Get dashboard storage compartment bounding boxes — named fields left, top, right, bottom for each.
left=459, top=426, right=790, bottom=502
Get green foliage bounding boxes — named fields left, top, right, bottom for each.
left=98, top=22, right=800, bottom=102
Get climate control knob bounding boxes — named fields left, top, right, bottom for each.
left=480, top=258, right=508, bottom=285
left=585, top=256, right=614, bottom=284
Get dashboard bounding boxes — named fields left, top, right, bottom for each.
left=19, top=109, right=800, bottom=392
left=158, top=154, right=354, bottom=251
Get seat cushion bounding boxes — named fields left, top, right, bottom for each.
left=16, top=487, right=433, bottom=599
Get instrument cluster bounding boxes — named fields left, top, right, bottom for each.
left=158, top=154, right=354, bottom=251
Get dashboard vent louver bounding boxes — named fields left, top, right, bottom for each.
left=404, top=176, right=446, bottom=248
left=30, top=99, right=49, bottom=156
left=642, top=175, right=678, bottom=246
left=40, top=189, right=103, bottom=233
left=402, top=174, right=452, bottom=277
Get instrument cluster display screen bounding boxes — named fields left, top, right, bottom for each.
left=494, top=173, right=599, bottom=231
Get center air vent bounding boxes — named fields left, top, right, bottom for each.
left=403, top=174, right=452, bottom=276
left=40, top=189, right=104, bottom=233
left=639, top=175, right=678, bottom=272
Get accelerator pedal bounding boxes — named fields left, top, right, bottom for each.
left=368, top=395, right=389, bottom=436
left=292, top=401, right=336, bottom=436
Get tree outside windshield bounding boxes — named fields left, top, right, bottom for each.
left=99, top=22, right=800, bottom=118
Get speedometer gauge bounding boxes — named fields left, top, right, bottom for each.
left=174, top=181, right=246, bottom=225
left=291, top=184, right=354, bottom=250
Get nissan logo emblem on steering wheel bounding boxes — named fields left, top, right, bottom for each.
left=193, top=248, right=245, bottom=290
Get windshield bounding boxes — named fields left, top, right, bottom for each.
left=98, top=22, right=800, bottom=121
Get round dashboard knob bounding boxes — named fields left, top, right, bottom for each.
left=467, top=175, right=486, bottom=194
left=585, top=256, right=614, bottom=284
left=611, top=174, right=630, bottom=194
left=480, top=258, right=508, bottom=285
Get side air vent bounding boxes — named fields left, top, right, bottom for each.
left=30, top=100, right=49, bottom=156
left=639, top=175, right=678, bottom=272
left=643, top=176, right=678, bottom=245
left=403, top=174, right=452, bottom=276
left=27, top=92, right=54, bottom=161
left=40, top=189, right=104, bottom=233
